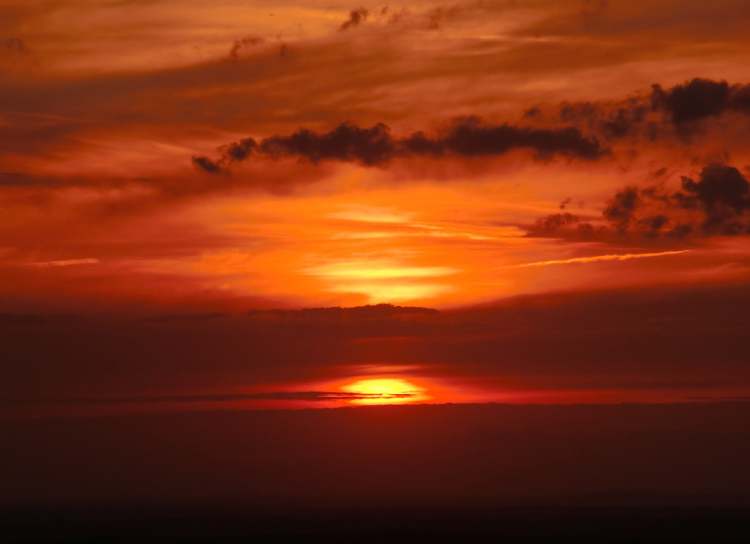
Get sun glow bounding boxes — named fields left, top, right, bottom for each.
left=305, top=259, right=457, bottom=303
left=341, top=378, right=429, bottom=405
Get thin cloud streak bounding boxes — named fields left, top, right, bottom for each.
left=29, top=258, right=100, bottom=267
left=2, top=390, right=419, bottom=406
left=512, top=250, right=691, bottom=269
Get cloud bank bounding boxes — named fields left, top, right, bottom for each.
left=528, top=163, right=750, bottom=241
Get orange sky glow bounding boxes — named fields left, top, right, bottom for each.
left=3, top=0, right=750, bottom=414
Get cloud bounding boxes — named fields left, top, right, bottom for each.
left=339, top=8, right=369, bottom=31
left=260, top=122, right=394, bottom=165
left=2, top=390, right=418, bottom=406
left=193, top=118, right=607, bottom=173
left=651, top=78, right=750, bottom=125
left=247, top=303, right=438, bottom=321
left=558, top=100, right=650, bottom=140
left=545, top=78, right=750, bottom=147
left=29, top=258, right=99, bottom=267
left=229, top=35, right=264, bottom=60
left=681, top=163, right=750, bottom=224
left=1, top=37, right=26, bottom=55
left=512, top=250, right=690, bottom=269
left=191, top=156, right=223, bottom=174
left=528, top=163, right=750, bottom=241
left=186, top=76, right=750, bottom=181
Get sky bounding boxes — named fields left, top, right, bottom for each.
left=2, top=0, right=750, bottom=413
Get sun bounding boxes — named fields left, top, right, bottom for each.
left=341, top=378, right=429, bottom=405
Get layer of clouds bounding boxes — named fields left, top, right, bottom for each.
left=1, top=0, right=747, bottom=166
left=3, top=390, right=417, bottom=406
left=3, top=282, right=750, bottom=405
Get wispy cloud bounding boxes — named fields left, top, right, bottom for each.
left=306, top=261, right=457, bottom=280
left=2, top=390, right=418, bottom=406
left=29, top=258, right=100, bottom=267
left=513, top=250, right=691, bottom=268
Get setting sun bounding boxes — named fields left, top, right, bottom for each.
left=341, top=378, right=429, bottom=405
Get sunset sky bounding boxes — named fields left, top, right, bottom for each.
left=3, top=0, right=750, bottom=413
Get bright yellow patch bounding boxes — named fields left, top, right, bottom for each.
left=341, top=378, right=428, bottom=405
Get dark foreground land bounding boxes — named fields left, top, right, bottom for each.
left=2, top=402, right=749, bottom=542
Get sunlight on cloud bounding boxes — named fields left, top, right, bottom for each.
left=306, top=261, right=457, bottom=280
left=30, top=258, right=100, bottom=267
left=327, top=282, right=452, bottom=303
left=513, top=250, right=691, bottom=268
left=329, top=207, right=415, bottom=224
left=306, top=259, right=457, bottom=302
left=340, top=378, right=429, bottom=405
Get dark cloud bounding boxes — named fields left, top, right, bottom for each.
left=523, top=106, right=542, bottom=119
left=195, top=118, right=607, bottom=174
left=191, top=155, right=223, bottom=174
left=681, top=163, right=750, bottom=212
left=192, top=137, right=259, bottom=173
left=339, top=8, right=369, bottom=31
left=260, top=123, right=394, bottom=165
left=229, top=35, right=264, bottom=60
left=602, top=186, right=640, bottom=228
left=549, top=79, right=750, bottom=143
left=600, top=106, right=647, bottom=138
left=3, top=390, right=418, bottom=406
left=651, top=78, right=750, bottom=125
left=428, top=117, right=605, bottom=159
left=652, top=78, right=729, bottom=124
left=557, top=98, right=651, bottom=141
left=528, top=163, right=750, bottom=241
left=526, top=212, right=583, bottom=238
left=1, top=37, right=26, bottom=55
